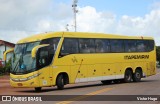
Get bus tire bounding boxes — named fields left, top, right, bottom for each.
left=113, top=79, right=121, bottom=83
left=56, top=74, right=64, bottom=90
left=101, top=80, right=112, bottom=84
left=133, top=70, right=142, bottom=82
left=35, top=87, right=41, bottom=92
left=124, top=70, right=132, bottom=83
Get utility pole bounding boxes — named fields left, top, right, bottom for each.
left=65, top=24, right=69, bottom=31
left=72, top=0, right=78, bottom=32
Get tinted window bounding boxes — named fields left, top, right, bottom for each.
left=60, top=38, right=79, bottom=54
left=79, top=39, right=95, bottom=53
left=124, top=40, right=136, bottom=52
left=37, top=47, right=49, bottom=69
left=110, top=40, right=124, bottom=52
left=40, top=38, right=60, bottom=64
left=41, top=38, right=60, bottom=53
left=95, top=39, right=110, bottom=53
left=136, top=40, right=148, bottom=52
left=148, top=40, right=154, bottom=51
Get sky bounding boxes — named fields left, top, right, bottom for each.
left=0, top=0, right=160, bottom=45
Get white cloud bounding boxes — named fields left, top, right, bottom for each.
left=75, top=6, right=116, bottom=33
left=75, top=6, right=160, bottom=45
left=0, top=0, right=71, bottom=43
left=0, top=0, right=160, bottom=46
left=151, top=2, right=160, bottom=10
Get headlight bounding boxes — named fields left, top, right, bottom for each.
left=19, top=78, right=28, bottom=81
left=11, top=73, right=41, bottom=82
left=27, top=73, right=41, bottom=80
left=27, top=75, right=34, bottom=80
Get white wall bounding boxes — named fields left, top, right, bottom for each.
left=0, top=45, right=12, bottom=61
left=0, top=45, right=5, bottom=60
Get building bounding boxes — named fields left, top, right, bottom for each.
left=0, top=40, right=15, bottom=61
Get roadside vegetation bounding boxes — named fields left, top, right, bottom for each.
left=0, top=59, right=11, bottom=75
left=156, top=46, right=160, bottom=68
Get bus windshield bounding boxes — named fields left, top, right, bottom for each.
left=11, top=42, right=40, bottom=74
left=11, top=38, right=60, bottom=75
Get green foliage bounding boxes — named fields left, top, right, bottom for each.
left=0, top=62, right=4, bottom=74
left=156, top=46, right=160, bottom=65
left=0, top=59, right=11, bottom=74
left=5, top=59, right=11, bottom=73
left=0, top=67, right=3, bottom=75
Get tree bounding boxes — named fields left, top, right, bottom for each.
left=156, top=46, right=160, bottom=65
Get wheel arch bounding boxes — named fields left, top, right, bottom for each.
left=125, top=67, right=133, bottom=74
left=135, top=67, right=143, bottom=77
left=56, top=72, right=69, bottom=85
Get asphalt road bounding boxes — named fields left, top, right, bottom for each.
left=0, top=68, right=160, bottom=104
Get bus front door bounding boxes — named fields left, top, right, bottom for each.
left=37, top=47, right=52, bottom=87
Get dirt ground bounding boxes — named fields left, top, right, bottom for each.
left=0, top=75, right=10, bottom=83
left=0, top=75, right=10, bottom=91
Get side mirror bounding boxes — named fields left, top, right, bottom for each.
left=3, top=48, right=14, bottom=61
left=31, top=44, right=49, bottom=58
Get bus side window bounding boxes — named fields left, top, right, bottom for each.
left=95, top=39, right=105, bottom=53
left=40, top=38, right=60, bottom=63
left=95, top=39, right=110, bottom=53
left=148, top=40, right=154, bottom=51
left=37, top=47, right=49, bottom=69
left=79, top=39, right=95, bottom=53
left=136, top=40, right=148, bottom=52
left=110, top=40, right=124, bottom=52
left=104, top=39, right=110, bottom=52
left=124, top=40, right=136, bottom=52
left=60, top=38, right=79, bottom=56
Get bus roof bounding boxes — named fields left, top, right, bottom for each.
left=17, top=31, right=154, bottom=44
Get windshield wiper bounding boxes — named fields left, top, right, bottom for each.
left=11, top=59, right=20, bottom=74
left=12, top=55, right=23, bottom=74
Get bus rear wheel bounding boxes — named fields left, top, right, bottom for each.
left=133, top=70, right=142, bottom=82
left=56, top=74, right=64, bottom=90
left=124, top=70, right=132, bottom=83
left=113, top=79, right=121, bottom=84
left=35, top=87, right=42, bottom=92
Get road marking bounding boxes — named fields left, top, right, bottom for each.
left=56, top=87, right=113, bottom=104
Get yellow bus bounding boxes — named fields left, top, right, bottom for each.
left=4, top=32, right=156, bottom=91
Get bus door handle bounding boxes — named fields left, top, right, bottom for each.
left=78, top=71, right=80, bottom=73
left=94, top=70, right=96, bottom=72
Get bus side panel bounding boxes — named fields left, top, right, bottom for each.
left=70, top=65, right=80, bottom=83
left=149, top=61, right=156, bottom=75
left=38, top=67, right=52, bottom=87
left=51, top=65, right=70, bottom=85
left=75, top=65, right=88, bottom=83
left=115, top=63, right=124, bottom=79
left=147, top=50, right=156, bottom=76
left=88, top=64, right=103, bottom=82
left=102, top=64, right=116, bottom=80
left=51, top=55, right=71, bottom=85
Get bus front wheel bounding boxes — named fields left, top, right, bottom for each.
left=124, top=70, right=132, bottom=83
left=56, top=74, right=64, bottom=90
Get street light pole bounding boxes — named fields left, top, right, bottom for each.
left=65, top=24, right=69, bottom=31
left=72, top=0, right=78, bottom=32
